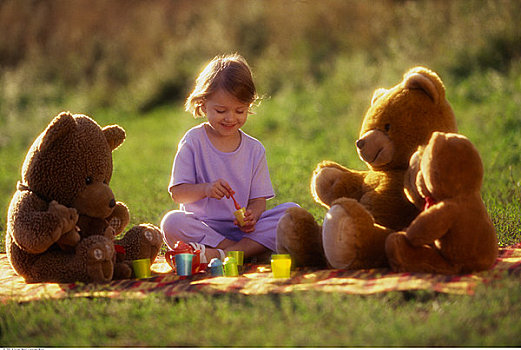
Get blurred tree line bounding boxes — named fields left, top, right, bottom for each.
left=0, top=0, right=520, bottom=133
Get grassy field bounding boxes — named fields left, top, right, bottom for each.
left=2, top=278, right=521, bottom=347
left=1, top=0, right=521, bottom=347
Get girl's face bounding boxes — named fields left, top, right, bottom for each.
left=202, top=89, right=249, bottom=138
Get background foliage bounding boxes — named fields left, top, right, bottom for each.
left=2, top=0, right=521, bottom=138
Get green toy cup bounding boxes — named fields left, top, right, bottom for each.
left=223, top=257, right=239, bottom=277
left=226, top=251, right=244, bottom=266
left=132, top=258, right=152, bottom=279
left=271, top=254, right=291, bottom=278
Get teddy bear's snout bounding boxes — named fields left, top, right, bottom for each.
left=356, top=129, right=395, bottom=167
left=73, top=183, right=117, bottom=218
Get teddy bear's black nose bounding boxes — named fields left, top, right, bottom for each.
left=109, top=199, right=116, bottom=208
left=356, top=139, right=365, bottom=149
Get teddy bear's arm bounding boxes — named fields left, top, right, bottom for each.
left=10, top=193, right=78, bottom=254
left=405, top=201, right=457, bottom=246
left=403, top=150, right=426, bottom=210
left=311, top=161, right=367, bottom=207
left=105, top=202, right=130, bottom=236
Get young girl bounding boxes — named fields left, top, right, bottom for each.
left=160, top=54, right=299, bottom=263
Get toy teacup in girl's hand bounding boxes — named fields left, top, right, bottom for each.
left=229, top=191, right=246, bottom=227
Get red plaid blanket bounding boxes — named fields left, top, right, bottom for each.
left=1, top=244, right=520, bottom=302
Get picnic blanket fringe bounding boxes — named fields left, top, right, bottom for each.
left=1, top=243, right=520, bottom=302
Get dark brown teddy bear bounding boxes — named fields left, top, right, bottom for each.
left=6, top=112, right=162, bottom=283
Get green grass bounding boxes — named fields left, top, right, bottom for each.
left=2, top=277, right=521, bottom=347
left=1, top=69, right=521, bottom=346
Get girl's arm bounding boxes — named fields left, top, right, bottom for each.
left=170, top=179, right=233, bottom=204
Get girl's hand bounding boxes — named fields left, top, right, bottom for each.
left=205, top=179, right=233, bottom=200
left=235, top=209, right=257, bottom=233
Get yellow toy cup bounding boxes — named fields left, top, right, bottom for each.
left=234, top=207, right=246, bottom=226
left=132, top=258, right=152, bottom=279
left=271, top=254, right=292, bottom=278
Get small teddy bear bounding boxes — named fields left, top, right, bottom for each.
left=6, top=112, right=162, bottom=283
left=277, top=67, right=458, bottom=268
left=385, top=132, right=498, bottom=274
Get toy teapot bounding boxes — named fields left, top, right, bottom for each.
left=165, top=241, right=206, bottom=275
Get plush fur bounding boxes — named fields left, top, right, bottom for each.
left=385, top=132, right=498, bottom=274
left=277, top=67, right=458, bottom=268
left=6, top=112, right=162, bottom=283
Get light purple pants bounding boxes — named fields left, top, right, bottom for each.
left=160, top=202, right=299, bottom=252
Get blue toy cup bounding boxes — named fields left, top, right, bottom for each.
left=208, top=258, right=224, bottom=276
left=175, top=253, right=194, bottom=276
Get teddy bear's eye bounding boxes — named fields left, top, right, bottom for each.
left=384, top=123, right=391, bottom=132
left=86, top=176, right=93, bottom=185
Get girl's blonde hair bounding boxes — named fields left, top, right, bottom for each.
left=185, top=53, right=258, bottom=118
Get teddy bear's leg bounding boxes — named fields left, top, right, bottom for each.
left=78, top=235, right=116, bottom=282
left=113, top=224, right=162, bottom=279
left=385, top=232, right=460, bottom=274
left=106, top=202, right=130, bottom=237
left=322, top=198, right=392, bottom=269
left=20, top=250, right=75, bottom=283
left=311, top=161, right=365, bottom=208
left=276, top=207, right=328, bottom=267
left=24, top=235, right=115, bottom=283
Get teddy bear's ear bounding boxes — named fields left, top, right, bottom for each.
left=371, top=88, right=387, bottom=106
left=403, top=67, right=445, bottom=105
left=39, top=111, right=77, bottom=151
left=103, top=125, right=126, bottom=150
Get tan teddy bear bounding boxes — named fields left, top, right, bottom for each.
left=385, top=132, right=498, bottom=274
left=6, top=111, right=162, bottom=283
left=277, top=66, right=458, bottom=268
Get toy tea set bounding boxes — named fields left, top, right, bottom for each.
left=130, top=188, right=292, bottom=279
left=131, top=242, right=292, bottom=279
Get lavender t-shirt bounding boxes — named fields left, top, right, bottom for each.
left=169, top=123, right=275, bottom=221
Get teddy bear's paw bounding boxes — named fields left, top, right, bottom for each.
left=119, top=224, right=163, bottom=261
left=48, top=200, right=79, bottom=240
left=322, top=203, right=361, bottom=269
left=311, top=162, right=364, bottom=208
left=79, top=236, right=115, bottom=283
left=106, top=202, right=130, bottom=236
left=108, top=216, right=122, bottom=233
left=385, top=232, right=461, bottom=274
left=113, top=262, right=132, bottom=280
left=276, top=207, right=327, bottom=267
left=324, top=198, right=390, bottom=269
left=56, top=229, right=81, bottom=251
left=385, top=232, right=409, bottom=272
left=140, top=224, right=163, bottom=259
left=312, top=166, right=348, bottom=207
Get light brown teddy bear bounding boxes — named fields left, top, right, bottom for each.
left=6, top=112, right=163, bottom=283
left=277, top=67, right=458, bottom=268
left=385, top=132, right=498, bottom=274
